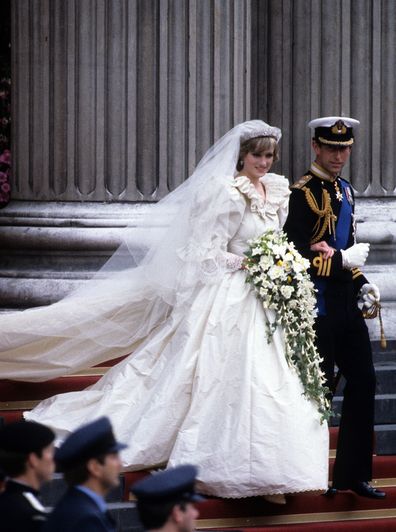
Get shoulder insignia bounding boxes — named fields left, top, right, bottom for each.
left=291, top=174, right=313, bottom=189
left=22, top=492, right=47, bottom=513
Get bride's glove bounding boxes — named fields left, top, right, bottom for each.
left=225, top=252, right=245, bottom=272
left=341, top=243, right=370, bottom=269
left=359, top=283, right=380, bottom=308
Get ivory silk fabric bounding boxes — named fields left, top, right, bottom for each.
left=23, top=175, right=328, bottom=497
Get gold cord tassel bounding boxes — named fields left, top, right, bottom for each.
left=378, top=304, right=387, bottom=350
left=362, top=301, right=387, bottom=350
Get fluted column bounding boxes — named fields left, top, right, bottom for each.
left=253, top=0, right=396, bottom=196
left=11, top=0, right=252, bottom=202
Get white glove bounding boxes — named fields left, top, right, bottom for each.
left=360, top=283, right=380, bottom=308
left=341, top=243, right=370, bottom=269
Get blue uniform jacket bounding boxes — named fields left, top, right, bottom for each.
left=43, top=487, right=116, bottom=532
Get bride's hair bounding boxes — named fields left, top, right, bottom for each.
left=236, top=136, right=279, bottom=171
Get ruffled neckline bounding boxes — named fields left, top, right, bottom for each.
left=232, top=174, right=291, bottom=219
left=232, top=175, right=266, bottom=216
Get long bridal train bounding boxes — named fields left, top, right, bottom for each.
left=24, top=175, right=328, bottom=498
left=0, top=121, right=329, bottom=498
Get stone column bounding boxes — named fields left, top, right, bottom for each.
left=11, top=0, right=252, bottom=202
left=253, top=0, right=396, bottom=196
left=1, top=0, right=253, bottom=308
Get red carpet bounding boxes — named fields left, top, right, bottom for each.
left=0, top=375, right=100, bottom=400
left=234, top=522, right=396, bottom=531
left=1, top=364, right=396, bottom=530
left=194, top=487, right=396, bottom=518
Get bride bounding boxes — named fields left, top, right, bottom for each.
left=0, top=120, right=328, bottom=499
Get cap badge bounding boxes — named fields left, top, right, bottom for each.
left=331, top=120, right=347, bottom=135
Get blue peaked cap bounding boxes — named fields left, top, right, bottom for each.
left=130, top=464, right=205, bottom=504
left=55, top=416, right=127, bottom=470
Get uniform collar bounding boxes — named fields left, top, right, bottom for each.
left=310, top=161, right=338, bottom=182
left=76, top=485, right=107, bottom=513
left=5, top=479, right=40, bottom=496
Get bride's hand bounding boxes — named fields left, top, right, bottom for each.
left=310, top=241, right=335, bottom=259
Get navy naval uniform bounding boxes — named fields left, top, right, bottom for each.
left=0, top=479, right=49, bottom=532
left=0, top=420, right=55, bottom=531
left=284, top=161, right=376, bottom=488
left=44, top=417, right=126, bottom=532
left=43, top=487, right=116, bottom=532
left=131, top=464, right=204, bottom=531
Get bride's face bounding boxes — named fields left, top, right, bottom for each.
left=242, top=149, right=274, bottom=180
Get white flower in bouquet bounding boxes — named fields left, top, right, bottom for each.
left=244, top=229, right=331, bottom=422
left=268, top=265, right=283, bottom=279
left=280, top=285, right=294, bottom=299
left=259, top=255, right=273, bottom=270
left=272, top=243, right=287, bottom=257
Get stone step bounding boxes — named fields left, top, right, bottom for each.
left=372, top=340, right=396, bottom=364
left=107, top=503, right=140, bottom=532
left=374, top=350, right=396, bottom=365
left=333, top=394, right=396, bottom=426
left=107, top=502, right=140, bottom=532
left=375, top=364, right=396, bottom=395
left=334, top=363, right=396, bottom=397
left=42, top=455, right=396, bottom=509
left=39, top=457, right=396, bottom=532
left=375, top=424, right=396, bottom=455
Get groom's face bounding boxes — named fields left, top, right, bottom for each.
left=312, top=141, right=352, bottom=178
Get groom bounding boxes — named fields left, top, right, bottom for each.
left=284, top=116, right=385, bottom=499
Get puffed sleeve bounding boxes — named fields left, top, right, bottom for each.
left=261, top=173, right=291, bottom=228
left=176, top=176, right=247, bottom=278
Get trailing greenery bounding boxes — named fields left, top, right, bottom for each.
left=244, top=229, right=331, bottom=422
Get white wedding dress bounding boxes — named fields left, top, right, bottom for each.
left=20, top=174, right=329, bottom=497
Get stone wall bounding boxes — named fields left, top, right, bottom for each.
left=11, top=0, right=252, bottom=201
left=2, top=0, right=395, bottom=339
left=253, top=0, right=396, bottom=196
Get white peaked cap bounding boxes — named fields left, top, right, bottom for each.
left=308, top=116, right=360, bottom=129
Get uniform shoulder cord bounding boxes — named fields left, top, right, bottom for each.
left=302, top=186, right=337, bottom=244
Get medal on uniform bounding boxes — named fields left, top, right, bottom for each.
left=345, top=185, right=354, bottom=205
left=334, top=180, right=343, bottom=202
left=351, top=213, right=357, bottom=242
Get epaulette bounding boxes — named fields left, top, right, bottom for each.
left=291, top=174, right=313, bottom=189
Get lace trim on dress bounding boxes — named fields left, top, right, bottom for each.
left=224, top=251, right=244, bottom=271
left=233, top=175, right=266, bottom=217
left=232, top=174, right=290, bottom=221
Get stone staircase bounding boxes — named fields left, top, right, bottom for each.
left=37, top=461, right=396, bottom=531
left=1, top=340, right=396, bottom=530
left=332, top=340, right=396, bottom=456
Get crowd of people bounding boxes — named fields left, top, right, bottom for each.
left=0, top=115, right=385, bottom=530
left=0, top=417, right=205, bottom=532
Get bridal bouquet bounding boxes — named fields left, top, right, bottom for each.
left=244, top=229, right=331, bottom=421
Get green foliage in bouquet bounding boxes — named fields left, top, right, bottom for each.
left=244, top=229, right=331, bottom=422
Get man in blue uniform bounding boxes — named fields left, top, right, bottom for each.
left=284, top=116, right=385, bottom=499
left=131, top=464, right=204, bottom=532
left=44, top=416, right=127, bottom=532
left=0, top=420, right=56, bottom=531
